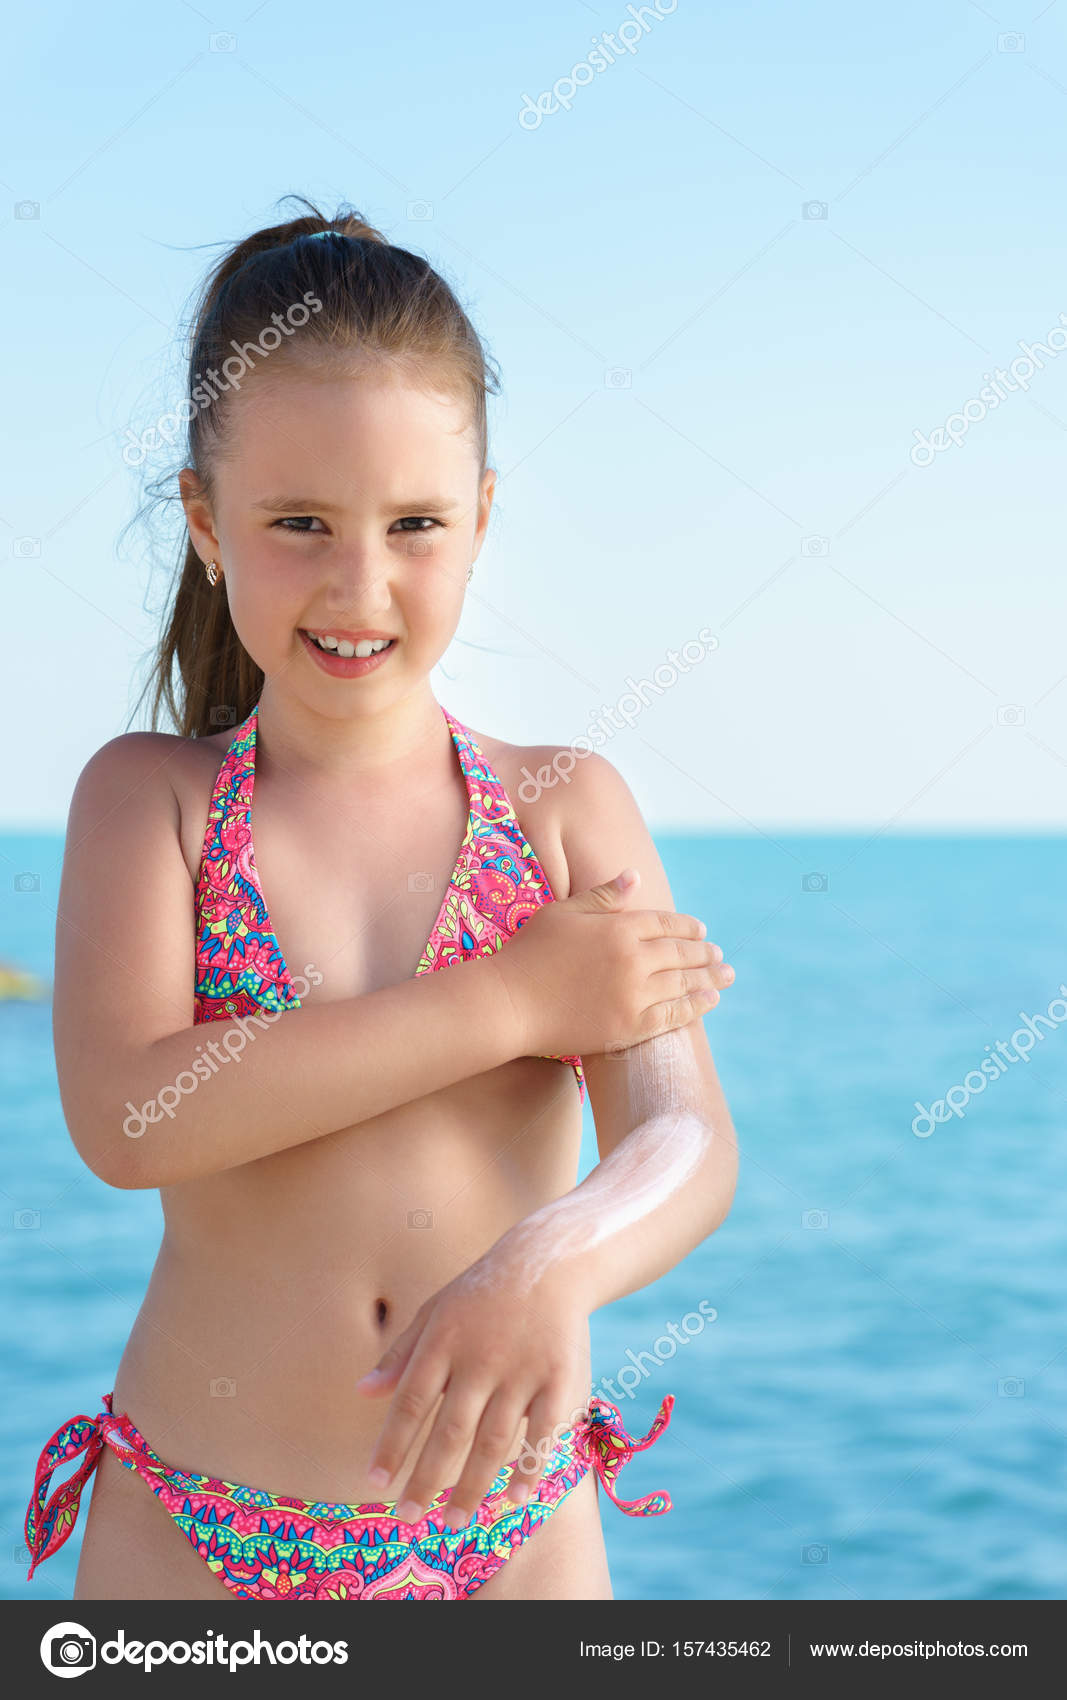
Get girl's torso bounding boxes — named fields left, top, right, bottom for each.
left=113, top=699, right=588, bottom=1504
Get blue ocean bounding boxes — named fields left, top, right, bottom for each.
left=2, top=831, right=1064, bottom=1601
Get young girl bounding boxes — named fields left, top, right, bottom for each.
left=24, top=201, right=738, bottom=1603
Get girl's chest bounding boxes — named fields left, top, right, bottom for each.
left=181, top=733, right=570, bottom=1005
left=245, top=785, right=476, bottom=1000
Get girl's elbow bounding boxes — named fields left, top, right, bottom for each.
left=68, top=1111, right=157, bottom=1192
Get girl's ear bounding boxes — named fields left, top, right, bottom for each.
left=178, top=467, right=220, bottom=566
left=471, top=466, right=497, bottom=561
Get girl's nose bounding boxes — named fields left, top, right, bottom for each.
left=322, top=550, right=391, bottom=603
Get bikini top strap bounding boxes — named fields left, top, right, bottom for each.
left=195, top=705, right=259, bottom=859
left=441, top=708, right=587, bottom=1105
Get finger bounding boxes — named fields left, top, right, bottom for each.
left=508, top=1386, right=571, bottom=1510
left=438, top=1389, right=529, bottom=1530
left=674, top=948, right=735, bottom=991
left=646, top=938, right=731, bottom=977
left=634, top=909, right=707, bottom=943
left=647, top=983, right=719, bottom=1035
left=503, top=1428, right=548, bottom=1509
left=364, top=1343, right=450, bottom=1494
left=389, top=1386, right=489, bottom=1527
left=650, top=965, right=721, bottom=1007
left=355, top=1351, right=411, bottom=1396
left=355, top=1311, right=426, bottom=1396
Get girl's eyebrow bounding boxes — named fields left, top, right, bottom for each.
left=252, top=495, right=462, bottom=516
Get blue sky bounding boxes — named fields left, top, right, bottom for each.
left=3, top=0, right=1066, bottom=829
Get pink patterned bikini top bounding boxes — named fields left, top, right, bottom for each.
left=193, top=700, right=585, bottom=1103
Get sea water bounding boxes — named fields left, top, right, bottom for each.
left=2, top=831, right=1063, bottom=1600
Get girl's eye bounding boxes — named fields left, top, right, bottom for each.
left=273, top=516, right=442, bottom=534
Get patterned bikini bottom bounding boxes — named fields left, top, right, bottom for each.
left=25, top=1391, right=674, bottom=1600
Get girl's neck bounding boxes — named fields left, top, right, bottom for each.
left=253, top=682, right=452, bottom=791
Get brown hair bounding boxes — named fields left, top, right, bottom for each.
left=132, top=195, right=500, bottom=738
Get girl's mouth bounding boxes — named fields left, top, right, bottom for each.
left=298, top=630, right=397, bottom=676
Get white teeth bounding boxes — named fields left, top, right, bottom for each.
left=306, top=631, right=392, bottom=657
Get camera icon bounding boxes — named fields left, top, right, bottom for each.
left=14, top=1209, right=41, bottom=1229
left=605, top=367, right=632, bottom=389
left=997, top=1377, right=1024, bottom=1397
left=996, top=32, right=1024, bottom=52
left=802, top=1542, right=829, bottom=1564
left=802, top=872, right=828, bottom=893
left=408, top=872, right=434, bottom=892
left=209, top=704, right=237, bottom=727
left=604, top=1039, right=630, bottom=1060
left=209, top=1377, right=237, bottom=1397
left=210, top=31, right=237, bottom=51
left=14, top=537, right=41, bottom=557
left=44, top=1627, right=96, bottom=1671
left=803, top=1209, right=829, bottom=1230
left=407, top=1208, right=434, bottom=1229
left=407, top=200, right=433, bottom=220
left=15, top=200, right=40, bottom=221
left=801, top=535, right=829, bottom=557
left=405, top=536, right=433, bottom=555
left=802, top=200, right=828, bottom=220
left=14, top=871, right=40, bottom=893
left=995, top=704, right=1025, bottom=727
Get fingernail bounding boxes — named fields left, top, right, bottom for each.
left=448, top=1504, right=472, bottom=1528
left=396, top=1499, right=423, bottom=1525
left=356, top=1368, right=384, bottom=1386
left=366, top=1466, right=390, bottom=1490
left=712, top=944, right=723, bottom=961
left=697, top=920, right=707, bottom=938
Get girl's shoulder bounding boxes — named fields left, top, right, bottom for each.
left=71, top=729, right=188, bottom=813
left=70, top=726, right=233, bottom=888
left=74, top=726, right=231, bottom=793
left=461, top=721, right=641, bottom=904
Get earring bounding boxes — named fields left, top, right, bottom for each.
left=467, top=564, right=474, bottom=582
left=206, top=560, right=219, bottom=586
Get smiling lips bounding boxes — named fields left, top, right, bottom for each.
left=302, top=627, right=395, bottom=658
left=298, top=627, right=397, bottom=676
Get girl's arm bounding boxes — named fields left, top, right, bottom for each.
left=57, top=736, right=718, bottom=1191
left=498, top=749, right=739, bottom=1313
left=354, top=749, right=738, bottom=1527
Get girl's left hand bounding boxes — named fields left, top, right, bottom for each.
left=355, top=1250, right=589, bottom=1530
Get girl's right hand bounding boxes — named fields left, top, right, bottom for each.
left=493, top=867, right=733, bottom=1057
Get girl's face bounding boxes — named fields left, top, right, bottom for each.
left=180, top=363, right=495, bottom=714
